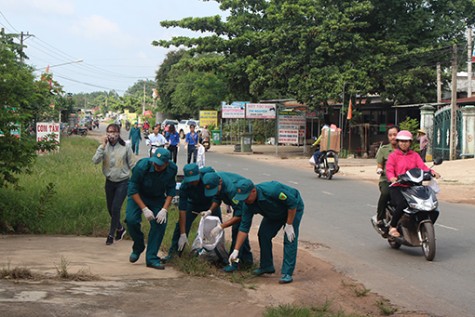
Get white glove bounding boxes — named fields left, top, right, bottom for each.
left=210, top=225, right=223, bottom=237
left=141, top=207, right=155, bottom=221
left=200, top=210, right=212, bottom=218
left=284, top=223, right=295, bottom=242
left=156, top=208, right=168, bottom=224
left=228, top=249, right=239, bottom=265
left=376, top=168, right=383, bottom=175
left=178, top=233, right=188, bottom=251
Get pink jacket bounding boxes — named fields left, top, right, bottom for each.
left=386, top=149, right=430, bottom=186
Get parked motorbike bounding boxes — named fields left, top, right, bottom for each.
left=202, top=137, right=211, bottom=152
left=67, top=125, right=88, bottom=136
left=313, top=150, right=339, bottom=180
left=371, top=158, right=442, bottom=261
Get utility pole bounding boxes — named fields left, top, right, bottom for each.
left=19, top=31, right=33, bottom=63
left=467, top=28, right=473, bottom=98
left=450, top=44, right=458, bottom=160
left=437, top=63, right=442, bottom=103
left=143, top=80, right=146, bottom=116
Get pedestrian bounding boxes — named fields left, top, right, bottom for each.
left=203, top=172, right=254, bottom=272
left=163, top=164, right=219, bottom=261
left=417, top=129, right=429, bottom=162
left=231, top=178, right=304, bottom=284
left=92, top=123, right=135, bottom=245
left=185, top=124, right=199, bottom=163
left=125, top=148, right=177, bottom=269
left=146, top=124, right=167, bottom=157
left=129, top=122, right=142, bottom=155
left=165, top=124, right=180, bottom=164
left=374, top=125, right=399, bottom=227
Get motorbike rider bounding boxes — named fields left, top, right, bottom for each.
left=201, top=125, right=210, bottom=143
left=385, top=130, right=440, bottom=237
left=374, top=125, right=399, bottom=227
left=146, top=123, right=168, bottom=157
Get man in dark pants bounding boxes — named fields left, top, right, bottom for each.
left=203, top=172, right=253, bottom=272
left=164, top=164, right=219, bottom=260
left=231, top=179, right=304, bottom=284
left=125, top=148, right=177, bottom=270
left=374, top=125, right=399, bottom=227
left=185, top=124, right=199, bottom=163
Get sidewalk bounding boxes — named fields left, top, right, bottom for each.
left=209, top=144, right=475, bottom=204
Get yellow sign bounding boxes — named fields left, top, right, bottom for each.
left=199, top=110, right=218, bottom=127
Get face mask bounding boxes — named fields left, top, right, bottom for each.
left=107, top=134, right=119, bottom=143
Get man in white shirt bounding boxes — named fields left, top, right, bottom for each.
left=146, top=124, right=168, bottom=157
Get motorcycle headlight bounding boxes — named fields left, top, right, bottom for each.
left=409, top=197, right=438, bottom=211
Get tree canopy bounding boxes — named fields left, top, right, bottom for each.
left=154, top=0, right=475, bottom=108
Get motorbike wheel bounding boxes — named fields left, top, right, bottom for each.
left=388, top=238, right=401, bottom=249
left=327, top=172, right=333, bottom=180
left=420, top=222, right=436, bottom=261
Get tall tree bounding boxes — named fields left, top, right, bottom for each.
left=155, top=0, right=475, bottom=107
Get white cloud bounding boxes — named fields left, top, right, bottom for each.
left=71, top=15, right=119, bottom=39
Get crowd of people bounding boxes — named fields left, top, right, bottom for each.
left=92, top=122, right=303, bottom=284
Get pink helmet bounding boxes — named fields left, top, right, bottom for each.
left=396, top=130, right=413, bottom=141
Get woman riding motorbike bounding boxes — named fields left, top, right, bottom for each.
left=385, top=130, right=440, bottom=237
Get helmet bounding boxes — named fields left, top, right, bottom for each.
left=396, top=130, right=413, bottom=141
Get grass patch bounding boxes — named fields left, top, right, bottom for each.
left=376, top=299, right=397, bottom=316
left=54, top=256, right=99, bottom=281
left=264, top=302, right=364, bottom=317
left=0, top=263, right=34, bottom=279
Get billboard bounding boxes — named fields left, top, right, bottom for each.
left=199, top=110, right=218, bottom=127
left=278, top=112, right=306, bottom=144
left=222, top=101, right=246, bottom=119
left=36, top=122, right=60, bottom=143
left=245, top=103, right=276, bottom=119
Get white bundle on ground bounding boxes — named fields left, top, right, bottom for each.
left=191, top=216, right=228, bottom=264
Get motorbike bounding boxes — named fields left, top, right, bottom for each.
left=371, top=158, right=442, bottom=261
left=67, top=125, right=88, bottom=136
left=313, top=149, right=339, bottom=180
left=146, top=139, right=167, bottom=157
left=125, top=121, right=131, bottom=131
left=202, top=137, right=211, bottom=152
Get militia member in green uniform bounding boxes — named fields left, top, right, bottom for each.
left=231, top=179, right=304, bottom=284
left=125, top=148, right=177, bottom=270
left=375, top=125, right=399, bottom=225
left=164, top=164, right=219, bottom=260
left=203, top=172, right=253, bottom=272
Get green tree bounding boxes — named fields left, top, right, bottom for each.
left=0, top=38, right=58, bottom=188
left=155, top=0, right=475, bottom=107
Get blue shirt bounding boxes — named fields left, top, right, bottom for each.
left=166, top=131, right=180, bottom=146
left=239, top=181, right=304, bottom=233
left=185, top=132, right=199, bottom=145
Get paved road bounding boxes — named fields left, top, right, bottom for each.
left=204, top=150, right=475, bottom=317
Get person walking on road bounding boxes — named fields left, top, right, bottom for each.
left=231, top=179, right=304, bottom=284
left=125, top=148, right=177, bottom=270
left=165, top=124, right=180, bottom=164
left=164, top=164, right=219, bottom=261
left=185, top=124, right=199, bottom=164
left=129, top=122, right=142, bottom=155
left=203, top=172, right=254, bottom=272
left=92, top=123, right=135, bottom=245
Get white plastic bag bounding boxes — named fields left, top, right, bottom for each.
left=197, top=145, right=206, bottom=168
left=309, top=155, right=316, bottom=166
left=428, top=178, right=440, bottom=193
left=191, top=216, right=228, bottom=263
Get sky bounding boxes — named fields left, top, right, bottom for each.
left=0, top=0, right=224, bottom=95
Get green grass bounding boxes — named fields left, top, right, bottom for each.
left=263, top=303, right=365, bottom=317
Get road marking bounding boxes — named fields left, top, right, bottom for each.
left=367, top=204, right=377, bottom=208
left=322, top=191, right=334, bottom=195
left=262, top=173, right=271, bottom=176
left=289, top=181, right=299, bottom=185
left=435, top=224, right=459, bottom=231
left=242, top=167, right=249, bottom=171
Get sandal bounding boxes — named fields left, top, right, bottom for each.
left=389, top=227, right=400, bottom=237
